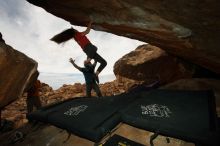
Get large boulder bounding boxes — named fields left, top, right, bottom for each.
left=114, top=44, right=193, bottom=84
left=0, top=37, right=38, bottom=109
left=27, top=0, right=220, bottom=74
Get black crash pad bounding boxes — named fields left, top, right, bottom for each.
left=121, top=90, right=218, bottom=145
left=27, top=93, right=139, bottom=142
left=27, top=89, right=219, bottom=145
left=103, top=134, right=144, bottom=146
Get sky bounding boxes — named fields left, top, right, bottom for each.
left=0, top=0, right=144, bottom=75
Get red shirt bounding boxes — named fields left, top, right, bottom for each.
left=74, top=32, right=90, bottom=49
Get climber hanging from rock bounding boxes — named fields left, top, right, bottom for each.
left=51, top=21, right=107, bottom=83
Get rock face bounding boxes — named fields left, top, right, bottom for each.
left=0, top=40, right=38, bottom=109
left=27, top=0, right=220, bottom=74
left=114, top=44, right=193, bottom=84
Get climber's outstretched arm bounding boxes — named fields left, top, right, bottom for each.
left=81, top=20, right=93, bottom=35
left=69, top=58, right=82, bottom=71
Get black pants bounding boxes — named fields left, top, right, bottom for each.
left=26, top=96, right=42, bottom=114
left=83, top=43, right=107, bottom=73
left=93, top=53, right=107, bottom=73
left=86, top=83, right=102, bottom=97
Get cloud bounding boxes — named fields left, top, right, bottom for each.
left=0, top=0, right=144, bottom=75
left=0, top=0, right=29, bottom=21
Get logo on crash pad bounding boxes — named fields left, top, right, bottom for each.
left=141, top=104, right=172, bottom=118
left=64, top=105, right=88, bottom=116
